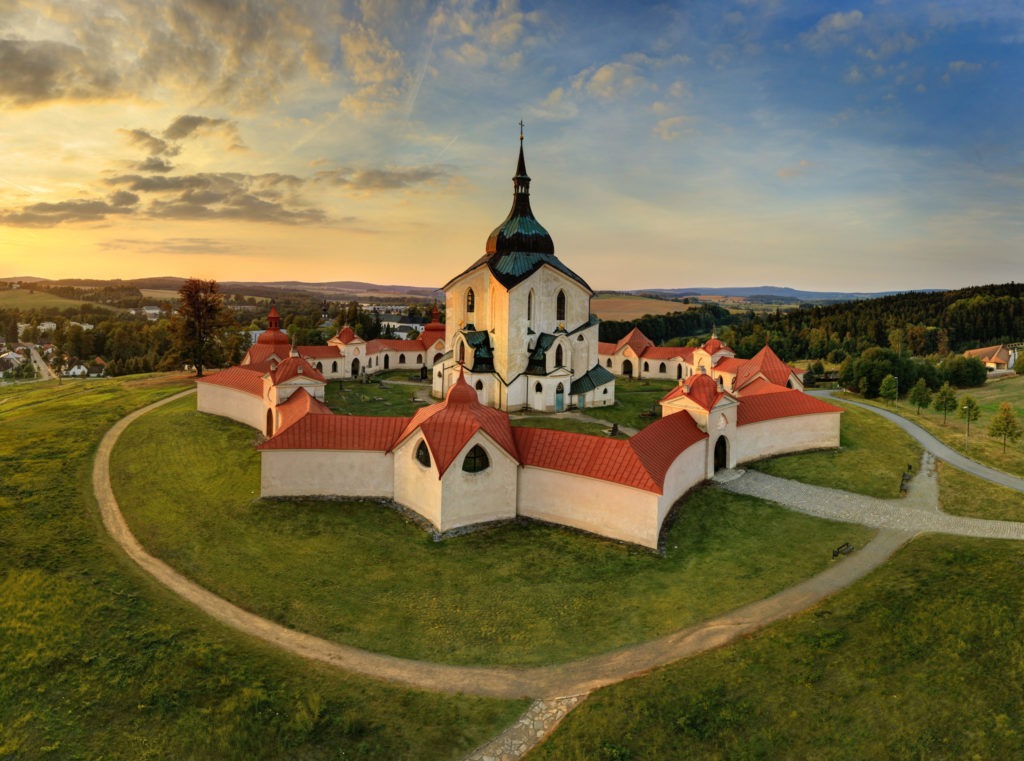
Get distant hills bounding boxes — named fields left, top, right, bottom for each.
left=2, top=275, right=936, bottom=304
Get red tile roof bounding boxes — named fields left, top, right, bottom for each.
left=703, top=336, right=732, bottom=355
left=259, top=414, right=411, bottom=452
left=391, top=371, right=518, bottom=477
left=244, top=344, right=286, bottom=366
left=514, top=411, right=705, bottom=494
left=736, top=389, right=842, bottom=425
left=365, top=338, right=429, bottom=355
left=735, top=377, right=785, bottom=396
left=275, top=388, right=332, bottom=433
left=195, top=366, right=265, bottom=397
left=660, top=373, right=726, bottom=410
left=643, top=346, right=692, bottom=360
left=270, top=356, right=326, bottom=384
left=711, top=356, right=745, bottom=374
left=333, top=326, right=357, bottom=344
left=299, top=345, right=342, bottom=359
left=598, top=341, right=617, bottom=355
left=616, top=327, right=655, bottom=355
left=734, top=345, right=795, bottom=390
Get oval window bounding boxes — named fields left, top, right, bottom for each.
left=415, top=440, right=431, bottom=467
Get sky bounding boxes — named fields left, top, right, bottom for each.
left=1, top=0, right=1022, bottom=292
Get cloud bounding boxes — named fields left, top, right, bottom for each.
left=0, top=191, right=138, bottom=227
left=653, top=116, right=695, bottom=141
left=120, top=128, right=177, bottom=157
left=0, top=38, right=124, bottom=107
left=137, top=156, right=175, bottom=173
left=163, top=115, right=244, bottom=149
left=100, top=237, right=240, bottom=255
left=845, top=65, right=865, bottom=84
left=573, top=62, right=648, bottom=100
left=338, top=19, right=409, bottom=116
left=802, top=10, right=864, bottom=52
left=312, top=166, right=447, bottom=190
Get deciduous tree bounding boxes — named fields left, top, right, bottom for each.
left=908, top=378, right=932, bottom=414
left=932, top=382, right=958, bottom=425
left=172, top=279, right=227, bottom=377
left=959, top=395, right=980, bottom=438
left=988, top=403, right=1022, bottom=453
left=879, top=374, right=898, bottom=406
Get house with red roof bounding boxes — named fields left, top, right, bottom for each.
left=196, top=135, right=841, bottom=549
left=963, top=344, right=1015, bottom=372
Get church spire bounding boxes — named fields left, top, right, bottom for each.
left=485, top=125, right=553, bottom=256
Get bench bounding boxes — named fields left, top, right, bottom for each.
left=832, top=542, right=854, bottom=559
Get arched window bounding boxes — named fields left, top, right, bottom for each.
left=399, top=353, right=406, bottom=364
left=527, top=290, right=534, bottom=323
left=466, top=288, right=475, bottom=313
left=556, top=290, right=566, bottom=322
left=555, top=345, right=564, bottom=367
left=462, top=444, right=489, bottom=473
left=416, top=354, right=422, bottom=363
left=415, top=440, right=431, bottom=467
left=433, top=352, right=443, bottom=364
left=643, top=362, right=649, bottom=372
left=659, top=362, right=666, bottom=373
left=458, top=342, right=466, bottom=364
left=475, top=380, right=483, bottom=390
left=316, top=362, right=323, bottom=371
left=534, top=382, right=543, bottom=393
left=332, top=360, right=338, bottom=373
left=676, top=364, right=682, bottom=379
left=384, top=354, right=390, bottom=369
left=606, top=358, right=612, bottom=367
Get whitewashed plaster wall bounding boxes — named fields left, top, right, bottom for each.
left=196, top=383, right=266, bottom=431
left=260, top=450, right=393, bottom=498
left=733, top=413, right=841, bottom=464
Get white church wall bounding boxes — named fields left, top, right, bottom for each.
left=517, top=468, right=661, bottom=548
left=392, top=435, right=445, bottom=529
left=438, top=434, right=519, bottom=531
left=446, top=269, right=492, bottom=345
left=655, top=440, right=708, bottom=525
left=734, top=413, right=841, bottom=464
left=196, top=383, right=266, bottom=432
left=261, top=450, right=393, bottom=498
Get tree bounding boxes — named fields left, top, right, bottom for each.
left=988, top=403, right=1023, bottom=453
left=172, top=279, right=227, bottom=377
left=959, top=395, right=980, bottom=438
left=932, top=382, right=958, bottom=425
left=878, top=374, right=898, bottom=406
left=908, top=378, right=932, bottom=415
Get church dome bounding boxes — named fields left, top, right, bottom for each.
left=258, top=306, right=290, bottom=346
left=445, top=369, right=480, bottom=406
left=485, top=138, right=554, bottom=255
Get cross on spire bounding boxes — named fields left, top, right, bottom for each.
left=519, top=120, right=524, bottom=141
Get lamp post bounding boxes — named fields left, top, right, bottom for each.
left=894, top=375, right=899, bottom=409
left=964, top=403, right=971, bottom=443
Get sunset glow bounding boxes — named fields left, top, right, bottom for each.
left=1, top=1, right=1021, bottom=291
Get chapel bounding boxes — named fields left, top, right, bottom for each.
left=195, top=136, right=843, bottom=548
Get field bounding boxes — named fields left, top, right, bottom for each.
left=845, top=373, right=1024, bottom=477
left=139, top=288, right=180, bottom=302
left=0, top=288, right=115, bottom=312
left=111, top=394, right=871, bottom=666
left=590, top=294, right=696, bottom=321
left=0, top=377, right=522, bottom=760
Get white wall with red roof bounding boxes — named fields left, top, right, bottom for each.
left=261, top=449, right=394, bottom=499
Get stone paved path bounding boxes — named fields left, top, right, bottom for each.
left=94, top=391, right=1024, bottom=761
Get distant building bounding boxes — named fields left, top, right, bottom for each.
left=964, top=344, right=1015, bottom=371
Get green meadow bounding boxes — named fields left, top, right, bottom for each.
left=0, top=377, right=522, bottom=760
left=111, top=394, right=870, bottom=666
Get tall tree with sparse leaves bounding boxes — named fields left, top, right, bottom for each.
left=932, top=382, right=958, bottom=425
left=172, top=279, right=227, bottom=377
left=988, top=403, right=1023, bottom=453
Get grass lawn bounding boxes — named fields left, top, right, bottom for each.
left=111, top=395, right=873, bottom=666
left=528, top=535, right=1024, bottom=760
left=583, top=378, right=678, bottom=431
left=510, top=415, right=614, bottom=436
left=937, top=462, right=1024, bottom=521
left=0, top=376, right=522, bottom=760
left=842, top=374, right=1024, bottom=477
left=324, top=378, right=428, bottom=417
left=748, top=401, right=923, bottom=498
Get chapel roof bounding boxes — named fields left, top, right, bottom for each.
left=391, top=370, right=518, bottom=477
left=194, top=366, right=265, bottom=397
left=444, top=135, right=590, bottom=293
left=659, top=372, right=730, bottom=410
left=736, top=388, right=843, bottom=425
left=734, top=344, right=797, bottom=390
left=259, top=413, right=411, bottom=452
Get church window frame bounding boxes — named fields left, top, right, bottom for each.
left=555, top=345, right=564, bottom=368
left=315, top=362, right=323, bottom=372
left=643, top=361, right=650, bottom=372
left=466, top=288, right=476, bottom=313
left=556, top=290, right=566, bottom=322
left=458, top=341, right=466, bottom=365
left=475, top=380, right=484, bottom=391
left=415, top=440, right=431, bottom=468
left=332, top=360, right=338, bottom=373
left=534, top=382, right=543, bottom=393
left=659, top=362, right=666, bottom=373
left=399, top=353, right=406, bottom=364
left=606, top=358, right=612, bottom=368
left=462, top=444, right=490, bottom=473
left=527, top=290, right=534, bottom=325
left=416, top=354, right=422, bottom=364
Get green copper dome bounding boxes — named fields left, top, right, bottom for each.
left=485, top=142, right=555, bottom=256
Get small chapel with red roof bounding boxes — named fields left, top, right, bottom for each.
left=195, top=135, right=842, bottom=548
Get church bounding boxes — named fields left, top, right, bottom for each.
left=196, top=136, right=842, bottom=549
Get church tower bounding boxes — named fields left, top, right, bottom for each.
left=435, top=130, right=615, bottom=412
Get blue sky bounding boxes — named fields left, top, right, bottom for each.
left=1, top=0, right=1021, bottom=291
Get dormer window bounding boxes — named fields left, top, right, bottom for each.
left=556, top=290, right=566, bottom=322
left=466, top=288, right=475, bottom=313
left=415, top=440, right=431, bottom=467
left=462, top=444, right=490, bottom=473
